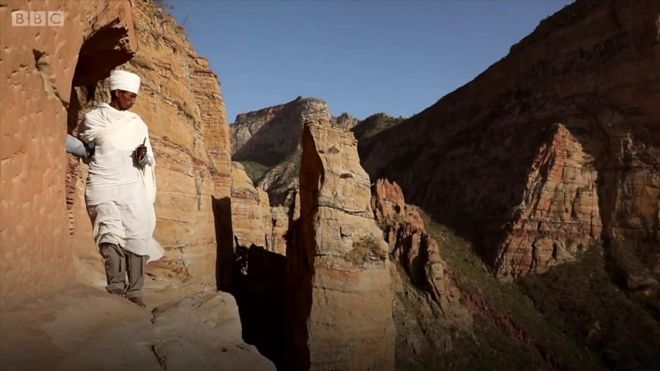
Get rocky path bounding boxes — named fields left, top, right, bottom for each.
left=0, top=282, right=275, bottom=371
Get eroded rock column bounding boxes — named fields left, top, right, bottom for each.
left=287, top=118, right=395, bottom=370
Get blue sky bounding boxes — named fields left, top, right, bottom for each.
left=170, top=0, right=572, bottom=122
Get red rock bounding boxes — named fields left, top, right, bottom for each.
left=360, top=0, right=660, bottom=278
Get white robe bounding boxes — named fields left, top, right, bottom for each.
left=80, top=103, right=163, bottom=262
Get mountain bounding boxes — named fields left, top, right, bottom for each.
left=230, top=98, right=404, bottom=205
left=359, top=0, right=660, bottom=281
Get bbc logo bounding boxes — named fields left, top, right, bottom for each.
left=12, top=11, right=64, bottom=27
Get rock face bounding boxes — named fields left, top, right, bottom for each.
left=372, top=179, right=472, bottom=356
left=231, top=97, right=356, bottom=206
left=360, top=0, right=660, bottom=279
left=232, top=97, right=329, bottom=167
left=231, top=162, right=271, bottom=249
left=495, top=124, right=603, bottom=277
left=287, top=118, right=395, bottom=370
left=1, top=1, right=272, bottom=369
left=0, top=285, right=275, bottom=371
left=65, top=0, right=232, bottom=288
left=333, top=112, right=360, bottom=131
left=373, top=180, right=471, bottom=327
left=0, top=0, right=137, bottom=300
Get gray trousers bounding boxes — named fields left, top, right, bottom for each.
left=100, top=243, right=145, bottom=299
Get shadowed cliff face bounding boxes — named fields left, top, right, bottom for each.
left=371, top=180, right=473, bottom=360
left=230, top=97, right=330, bottom=206
left=360, top=0, right=660, bottom=279
left=231, top=97, right=381, bottom=208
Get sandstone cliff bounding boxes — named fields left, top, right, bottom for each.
left=333, top=112, right=360, bottom=131
left=231, top=97, right=377, bottom=208
left=1, top=0, right=137, bottom=300
left=66, top=0, right=232, bottom=289
left=0, top=0, right=270, bottom=369
left=287, top=116, right=396, bottom=370
left=360, top=0, right=660, bottom=279
left=231, top=162, right=271, bottom=250
left=372, top=180, right=472, bottom=341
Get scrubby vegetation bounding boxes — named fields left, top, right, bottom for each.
left=352, top=113, right=405, bottom=141
left=396, top=212, right=659, bottom=371
left=238, top=160, right=270, bottom=183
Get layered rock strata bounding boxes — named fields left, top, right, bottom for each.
left=231, top=97, right=357, bottom=206
left=495, top=124, right=603, bottom=277
left=66, top=0, right=232, bottom=287
left=360, top=0, right=660, bottom=278
left=372, top=179, right=472, bottom=329
left=287, top=119, right=395, bottom=370
left=0, top=0, right=137, bottom=300
left=231, top=97, right=328, bottom=167
left=1, top=0, right=273, bottom=369
left=231, top=162, right=271, bottom=249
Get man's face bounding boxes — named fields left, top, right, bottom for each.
left=115, top=90, right=137, bottom=110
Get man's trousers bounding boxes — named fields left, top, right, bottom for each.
left=99, top=242, right=145, bottom=299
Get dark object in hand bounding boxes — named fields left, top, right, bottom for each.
left=133, top=138, right=147, bottom=167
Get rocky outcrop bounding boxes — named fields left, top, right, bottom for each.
left=231, top=162, right=271, bottom=249
left=287, top=118, right=395, bottom=370
left=360, top=0, right=660, bottom=279
left=65, top=0, right=232, bottom=288
left=1, top=0, right=137, bottom=300
left=373, top=180, right=471, bottom=327
left=495, top=124, right=602, bottom=277
left=231, top=97, right=329, bottom=167
left=333, top=112, right=360, bottom=131
left=0, top=285, right=275, bottom=370
left=352, top=113, right=405, bottom=141
left=268, top=190, right=300, bottom=255
left=372, top=179, right=472, bottom=356
left=231, top=97, right=360, bottom=206
left=230, top=162, right=298, bottom=256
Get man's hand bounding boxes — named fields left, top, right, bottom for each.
left=133, top=138, right=148, bottom=167
left=135, top=144, right=147, bottom=162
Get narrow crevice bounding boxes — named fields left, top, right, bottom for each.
left=150, top=344, right=167, bottom=371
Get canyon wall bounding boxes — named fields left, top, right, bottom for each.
left=360, top=0, right=660, bottom=279
left=66, top=0, right=232, bottom=288
left=0, top=0, right=137, bottom=300
left=231, top=97, right=360, bottom=207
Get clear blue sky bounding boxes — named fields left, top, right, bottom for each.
left=170, top=0, right=572, bottom=122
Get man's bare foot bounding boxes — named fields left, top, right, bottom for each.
left=128, top=296, right=147, bottom=309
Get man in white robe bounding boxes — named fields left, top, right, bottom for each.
left=80, top=70, right=163, bottom=308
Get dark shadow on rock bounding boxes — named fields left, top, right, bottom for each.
left=73, top=21, right=134, bottom=87
left=212, top=196, right=235, bottom=292
left=232, top=97, right=310, bottom=167
left=233, top=243, right=287, bottom=370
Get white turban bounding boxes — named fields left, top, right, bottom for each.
left=109, top=70, right=141, bottom=94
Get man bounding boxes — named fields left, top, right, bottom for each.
left=80, top=69, right=163, bottom=308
